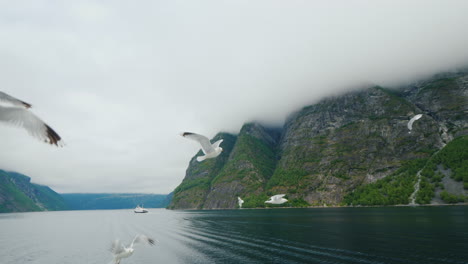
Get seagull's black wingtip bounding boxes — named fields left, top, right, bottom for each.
left=45, top=125, right=62, bottom=147
left=21, top=101, right=32, bottom=108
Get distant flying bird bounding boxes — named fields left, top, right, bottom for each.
left=181, top=132, right=223, bottom=162
left=0, top=91, right=63, bottom=146
left=110, top=234, right=156, bottom=264
left=407, top=114, right=423, bottom=133
left=238, top=197, right=244, bottom=208
left=265, top=194, right=288, bottom=205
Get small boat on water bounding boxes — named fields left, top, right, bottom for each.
left=134, top=205, right=148, bottom=213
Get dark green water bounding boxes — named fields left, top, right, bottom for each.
left=0, top=206, right=467, bottom=263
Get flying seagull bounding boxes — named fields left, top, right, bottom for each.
left=181, top=132, right=223, bottom=162
left=110, top=234, right=156, bottom=264
left=238, top=197, right=244, bottom=209
left=265, top=194, right=288, bottom=205
left=407, top=114, right=423, bottom=133
left=0, top=91, right=63, bottom=146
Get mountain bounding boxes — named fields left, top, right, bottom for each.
left=167, top=133, right=237, bottom=209
left=169, top=71, right=468, bottom=209
left=61, top=193, right=170, bottom=210
left=0, top=170, right=68, bottom=213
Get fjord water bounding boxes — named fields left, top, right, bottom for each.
left=0, top=207, right=467, bottom=264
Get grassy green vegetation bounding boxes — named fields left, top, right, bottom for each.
left=375, top=86, right=415, bottom=114
left=267, top=133, right=328, bottom=190
left=212, top=126, right=277, bottom=188
left=415, top=178, right=435, bottom=204
left=440, top=191, right=467, bottom=203
left=0, top=170, right=43, bottom=213
left=185, top=133, right=237, bottom=181
left=267, top=168, right=309, bottom=190
left=416, top=136, right=468, bottom=204
left=170, top=133, right=237, bottom=207
left=242, top=194, right=269, bottom=208
left=33, top=185, right=68, bottom=211
left=1, top=170, right=69, bottom=213
left=287, top=198, right=310, bottom=207
left=343, top=159, right=426, bottom=206
left=174, top=177, right=211, bottom=193
left=414, top=136, right=468, bottom=204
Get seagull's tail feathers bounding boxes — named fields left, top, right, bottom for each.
left=197, top=155, right=206, bottom=162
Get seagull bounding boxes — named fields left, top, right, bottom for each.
left=181, top=132, right=223, bottom=162
left=407, top=114, right=423, bottom=133
left=110, top=234, right=156, bottom=264
left=265, top=194, right=288, bottom=205
left=238, top=197, right=244, bottom=208
left=0, top=91, right=63, bottom=146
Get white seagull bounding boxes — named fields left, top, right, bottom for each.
left=0, top=91, right=63, bottom=146
left=181, top=132, right=223, bottom=162
left=265, top=194, right=288, bottom=205
left=407, top=114, right=423, bottom=133
left=110, top=234, right=156, bottom=264
left=238, top=197, right=244, bottom=208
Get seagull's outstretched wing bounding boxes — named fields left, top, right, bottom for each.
left=0, top=106, right=63, bottom=146
left=272, top=194, right=286, bottom=200
left=110, top=240, right=125, bottom=255
left=407, top=114, right=423, bottom=131
left=130, top=235, right=155, bottom=248
left=0, top=91, right=32, bottom=108
left=181, top=132, right=215, bottom=154
left=212, top=139, right=223, bottom=149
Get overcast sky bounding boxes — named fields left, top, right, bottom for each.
left=1, top=0, right=468, bottom=194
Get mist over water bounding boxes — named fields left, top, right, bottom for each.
left=0, top=207, right=467, bottom=264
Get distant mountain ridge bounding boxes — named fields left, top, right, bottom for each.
left=61, top=193, right=170, bottom=210
left=0, top=170, right=68, bottom=213
left=169, top=71, right=468, bottom=209
left=0, top=170, right=171, bottom=213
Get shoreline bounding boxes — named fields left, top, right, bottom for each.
left=3, top=203, right=468, bottom=214
left=168, top=202, right=468, bottom=211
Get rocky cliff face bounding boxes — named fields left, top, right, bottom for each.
left=268, top=86, right=444, bottom=205
left=202, top=123, right=280, bottom=209
left=169, top=72, right=468, bottom=209
left=0, top=170, right=68, bottom=213
left=167, top=133, right=237, bottom=209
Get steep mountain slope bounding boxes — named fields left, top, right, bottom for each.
left=402, top=74, right=468, bottom=140
left=267, top=86, right=443, bottom=205
left=203, top=123, right=280, bottom=209
left=169, top=71, right=468, bottom=209
left=0, top=170, right=68, bottom=213
left=167, top=133, right=237, bottom=209
left=345, top=135, right=468, bottom=205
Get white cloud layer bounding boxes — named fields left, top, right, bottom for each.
left=1, top=0, right=468, bottom=193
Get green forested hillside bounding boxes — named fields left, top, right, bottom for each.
left=416, top=135, right=468, bottom=204
left=0, top=170, right=68, bottom=213
left=343, top=159, right=427, bottom=206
